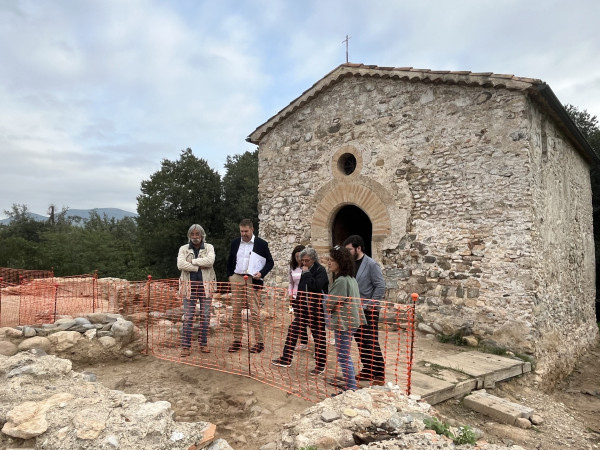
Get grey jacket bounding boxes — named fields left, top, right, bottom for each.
left=356, top=255, right=386, bottom=309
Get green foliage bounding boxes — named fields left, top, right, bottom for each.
left=565, top=104, right=600, bottom=152
left=423, top=416, right=453, bottom=438
left=217, top=149, right=259, bottom=279
left=2, top=204, right=51, bottom=242
left=423, top=417, right=477, bottom=445
left=453, top=425, right=477, bottom=445
left=1, top=148, right=260, bottom=283
left=0, top=206, right=146, bottom=279
left=136, top=148, right=223, bottom=279
left=479, top=344, right=507, bottom=356
left=436, top=331, right=466, bottom=346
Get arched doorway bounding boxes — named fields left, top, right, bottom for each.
left=331, top=205, right=372, bottom=257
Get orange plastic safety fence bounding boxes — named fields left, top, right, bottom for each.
left=0, top=275, right=417, bottom=403
left=144, top=281, right=417, bottom=403
left=0, top=267, right=54, bottom=284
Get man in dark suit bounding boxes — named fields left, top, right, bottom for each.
left=343, top=235, right=386, bottom=385
left=226, top=218, right=274, bottom=353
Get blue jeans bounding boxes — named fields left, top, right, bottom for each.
left=334, top=328, right=357, bottom=391
left=181, top=283, right=211, bottom=348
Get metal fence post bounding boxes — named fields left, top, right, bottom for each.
left=18, top=275, right=24, bottom=325
left=406, top=293, right=419, bottom=396
left=53, top=283, right=60, bottom=323
left=146, top=275, right=152, bottom=355
left=93, top=270, right=98, bottom=313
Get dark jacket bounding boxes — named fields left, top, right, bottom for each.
left=226, top=236, right=274, bottom=287
left=297, top=261, right=329, bottom=303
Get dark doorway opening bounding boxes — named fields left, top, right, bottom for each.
left=331, top=205, right=372, bottom=256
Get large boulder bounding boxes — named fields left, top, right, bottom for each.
left=47, top=331, right=82, bottom=352
left=17, top=336, right=52, bottom=353
left=0, top=341, right=18, bottom=356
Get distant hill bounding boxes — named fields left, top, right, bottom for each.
left=0, top=208, right=138, bottom=225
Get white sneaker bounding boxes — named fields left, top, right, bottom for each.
left=296, top=344, right=308, bottom=351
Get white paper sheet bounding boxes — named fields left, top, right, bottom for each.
left=247, top=251, right=266, bottom=276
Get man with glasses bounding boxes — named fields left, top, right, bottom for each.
left=343, top=235, right=386, bottom=385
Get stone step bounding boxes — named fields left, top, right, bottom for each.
left=463, top=390, right=534, bottom=425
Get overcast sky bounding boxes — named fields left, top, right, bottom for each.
left=1, top=0, right=599, bottom=219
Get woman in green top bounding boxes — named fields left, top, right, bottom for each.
left=326, top=245, right=367, bottom=392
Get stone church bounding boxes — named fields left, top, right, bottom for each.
left=247, top=63, right=598, bottom=385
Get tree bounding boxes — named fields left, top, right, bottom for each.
left=215, top=149, right=260, bottom=280
left=565, top=104, right=600, bottom=152
left=221, top=149, right=259, bottom=237
left=2, top=204, right=50, bottom=242
left=136, top=149, right=222, bottom=278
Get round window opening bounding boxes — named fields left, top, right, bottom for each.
left=338, top=153, right=357, bottom=176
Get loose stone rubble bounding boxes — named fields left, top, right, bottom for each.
left=268, top=383, right=526, bottom=450
left=0, top=350, right=229, bottom=449
left=0, top=313, right=144, bottom=363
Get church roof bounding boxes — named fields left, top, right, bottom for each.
left=247, top=63, right=598, bottom=163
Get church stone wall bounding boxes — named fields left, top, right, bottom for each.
left=526, top=102, right=597, bottom=385
left=256, top=76, right=596, bottom=383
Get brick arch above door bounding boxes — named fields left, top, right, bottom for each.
left=310, top=181, right=392, bottom=256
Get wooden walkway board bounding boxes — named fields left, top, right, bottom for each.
left=411, top=371, right=478, bottom=405
left=420, top=351, right=529, bottom=378
left=411, top=351, right=532, bottom=405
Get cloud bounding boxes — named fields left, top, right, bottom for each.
left=0, top=0, right=599, bottom=218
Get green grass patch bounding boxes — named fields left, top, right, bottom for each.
left=423, top=417, right=477, bottom=445
left=436, top=331, right=466, bottom=346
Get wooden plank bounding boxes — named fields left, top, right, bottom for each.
left=410, top=371, right=454, bottom=397
left=463, top=352, right=526, bottom=368
left=422, top=352, right=525, bottom=378
left=422, top=379, right=478, bottom=406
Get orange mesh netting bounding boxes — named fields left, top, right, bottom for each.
left=0, top=267, right=54, bottom=284
left=0, top=274, right=417, bottom=403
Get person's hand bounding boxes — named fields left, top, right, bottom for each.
left=252, top=272, right=262, bottom=280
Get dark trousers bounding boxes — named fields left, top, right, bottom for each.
left=281, top=296, right=326, bottom=369
left=354, top=307, right=385, bottom=379
left=292, top=297, right=309, bottom=345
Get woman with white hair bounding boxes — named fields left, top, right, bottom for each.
left=272, top=247, right=329, bottom=374
left=177, top=224, right=216, bottom=357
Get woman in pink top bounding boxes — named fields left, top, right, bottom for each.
left=288, top=245, right=309, bottom=350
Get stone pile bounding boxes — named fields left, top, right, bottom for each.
left=0, top=351, right=230, bottom=449
left=268, top=384, right=526, bottom=450
left=0, top=313, right=144, bottom=363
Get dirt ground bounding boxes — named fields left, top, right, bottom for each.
left=77, top=333, right=600, bottom=450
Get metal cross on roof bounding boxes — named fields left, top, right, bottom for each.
left=342, top=35, right=351, bottom=63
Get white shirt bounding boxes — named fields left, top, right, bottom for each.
left=234, top=235, right=255, bottom=274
